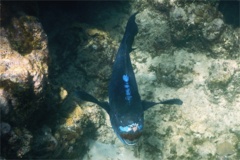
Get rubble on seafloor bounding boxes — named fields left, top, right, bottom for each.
left=1, top=1, right=240, bottom=159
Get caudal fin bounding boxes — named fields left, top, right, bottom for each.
left=125, top=12, right=139, bottom=37
left=121, top=12, right=139, bottom=53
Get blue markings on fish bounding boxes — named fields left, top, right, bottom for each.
left=74, top=12, right=183, bottom=145
left=122, top=74, right=132, bottom=102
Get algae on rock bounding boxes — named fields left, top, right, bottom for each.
left=0, top=5, right=49, bottom=158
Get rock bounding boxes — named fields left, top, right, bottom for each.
left=137, top=9, right=172, bottom=54
left=216, top=141, right=235, bottom=156
left=31, top=126, right=58, bottom=157
left=169, top=3, right=222, bottom=45
left=0, top=122, right=11, bottom=137
left=196, top=141, right=216, bottom=158
left=202, top=18, right=225, bottom=41
left=47, top=91, right=105, bottom=159
left=0, top=15, right=48, bottom=125
left=0, top=88, right=11, bottom=115
left=59, top=87, right=68, bottom=101
left=170, top=7, right=188, bottom=22
left=209, top=26, right=240, bottom=58
left=0, top=3, right=48, bottom=159
left=207, top=60, right=237, bottom=91
left=226, top=71, right=240, bottom=102
left=154, top=50, right=194, bottom=88
left=190, top=122, right=207, bottom=134
left=6, top=127, right=33, bottom=158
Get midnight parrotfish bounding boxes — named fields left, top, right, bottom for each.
left=75, top=12, right=183, bottom=145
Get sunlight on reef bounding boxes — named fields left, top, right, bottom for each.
left=1, top=0, right=239, bottom=159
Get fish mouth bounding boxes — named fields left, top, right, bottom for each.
left=119, top=132, right=142, bottom=145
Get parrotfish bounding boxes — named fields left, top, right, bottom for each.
left=75, top=12, right=183, bottom=145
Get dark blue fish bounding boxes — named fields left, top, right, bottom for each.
left=75, top=12, right=183, bottom=145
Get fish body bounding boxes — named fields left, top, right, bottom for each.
left=75, top=13, right=183, bottom=145
left=108, top=12, right=143, bottom=145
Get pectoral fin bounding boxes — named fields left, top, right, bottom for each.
left=159, top=99, right=183, bottom=105
left=142, top=99, right=183, bottom=111
left=74, top=90, right=110, bottom=114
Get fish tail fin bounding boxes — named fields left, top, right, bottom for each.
left=123, top=12, right=139, bottom=53
left=125, top=12, right=139, bottom=37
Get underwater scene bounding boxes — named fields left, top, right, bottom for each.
left=0, top=1, right=240, bottom=159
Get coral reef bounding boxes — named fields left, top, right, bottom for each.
left=0, top=16, right=48, bottom=125
left=6, top=16, right=43, bottom=55
left=0, top=122, right=11, bottom=137
left=151, top=50, right=195, bottom=88
left=31, top=126, right=58, bottom=158
left=0, top=2, right=48, bottom=159
left=1, top=126, right=33, bottom=159
left=136, top=8, right=172, bottom=55
left=147, top=1, right=239, bottom=58
left=207, top=60, right=237, bottom=90
left=1, top=1, right=240, bottom=159
left=81, top=1, right=240, bottom=159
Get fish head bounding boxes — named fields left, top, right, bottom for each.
left=111, top=112, right=144, bottom=145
